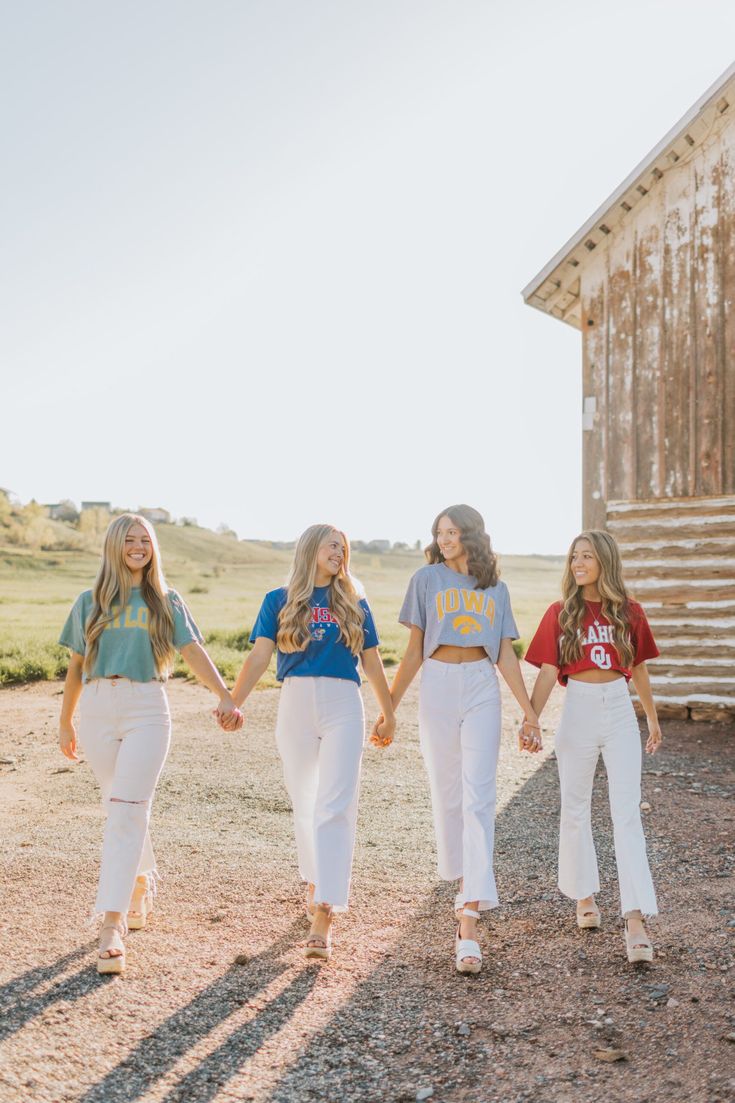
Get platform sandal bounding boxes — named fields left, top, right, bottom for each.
left=576, top=899, right=601, bottom=929
left=624, top=916, right=654, bottom=963
left=305, top=904, right=333, bottom=960
left=455, top=907, right=482, bottom=975
left=128, top=873, right=156, bottom=931
left=98, top=920, right=127, bottom=975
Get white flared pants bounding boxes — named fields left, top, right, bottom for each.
left=275, top=676, right=365, bottom=912
left=555, top=678, right=658, bottom=917
left=78, top=678, right=171, bottom=914
left=418, top=658, right=501, bottom=910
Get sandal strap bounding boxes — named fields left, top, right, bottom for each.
left=624, top=919, right=652, bottom=948
left=459, top=908, right=481, bottom=920
left=100, top=921, right=127, bottom=936
left=456, top=938, right=481, bottom=958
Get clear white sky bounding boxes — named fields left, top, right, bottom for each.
left=2, top=1, right=733, bottom=553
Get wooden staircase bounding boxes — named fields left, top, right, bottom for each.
left=607, top=495, right=735, bottom=721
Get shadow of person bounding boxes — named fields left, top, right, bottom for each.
left=78, top=917, right=309, bottom=1103
left=159, top=966, right=320, bottom=1103
left=0, top=941, right=97, bottom=1011
left=0, top=957, right=104, bottom=1041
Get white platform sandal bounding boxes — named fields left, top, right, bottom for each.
left=624, top=917, right=654, bottom=963
left=455, top=907, right=482, bottom=975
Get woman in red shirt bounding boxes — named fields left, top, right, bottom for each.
left=525, top=530, right=663, bottom=963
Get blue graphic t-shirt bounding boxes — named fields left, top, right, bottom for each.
left=250, top=585, right=379, bottom=684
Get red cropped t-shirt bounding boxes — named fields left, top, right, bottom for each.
left=525, top=600, right=659, bottom=686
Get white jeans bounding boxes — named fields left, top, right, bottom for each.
left=418, top=658, right=501, bottom=910
left=555, top=678, right=658, bottom=916
left=78, top=678, right=171, bottom=914
left=275, top=676, right=365, bottom=912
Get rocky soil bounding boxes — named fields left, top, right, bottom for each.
left=0, top=676, right=733, bottom=1103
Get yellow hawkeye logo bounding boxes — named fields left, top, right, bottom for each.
left=452, top=615, right=482, bottom=635
left=436, top=587, right=495, bottom=627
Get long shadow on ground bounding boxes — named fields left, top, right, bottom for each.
left=265, top=740, right=718, bottom=1103
left=78, top=920, right=311, bottom=1103
left=0, top=941, right=101, bottom=1042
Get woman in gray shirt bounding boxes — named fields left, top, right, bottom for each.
left=379, top=504, right=540, bottom=974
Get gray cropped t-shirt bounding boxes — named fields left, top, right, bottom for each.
left=399, top=563, right=519, bottom=663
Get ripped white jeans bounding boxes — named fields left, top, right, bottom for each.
left=78, top=678, right=171, bottom=914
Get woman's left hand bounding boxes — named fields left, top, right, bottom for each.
left=645, top=721, right=662, bottom=754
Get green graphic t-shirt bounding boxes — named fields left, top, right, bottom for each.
left=59, top=587, right=202, bottom=682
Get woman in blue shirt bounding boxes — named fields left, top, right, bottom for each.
left=59, top=513, right=241, bottom=974
left=224, top=524, right=395, bottom=959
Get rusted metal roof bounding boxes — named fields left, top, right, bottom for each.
left=522, top=60, right=735, bottom=329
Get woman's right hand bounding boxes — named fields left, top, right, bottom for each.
left=59, top=719, right=79, bottom=761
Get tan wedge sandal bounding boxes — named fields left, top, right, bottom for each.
left=97, top=921, right=126, bottom=975
left=128, top=874, right=155, bottom=931
left=304, top=904, right=333, bottom=960
left=576, top=899, right=601, bottom=929
left=624, top=917, right=654, bottom=963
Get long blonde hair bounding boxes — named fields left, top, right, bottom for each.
left=83, top=513, right=176, bottom=677
left=277, top=524, right=365, bottom=655
left=558, top=530, right=635, bottom=669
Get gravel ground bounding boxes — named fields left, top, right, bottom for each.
left=0, top=675, right=733, bottom=1103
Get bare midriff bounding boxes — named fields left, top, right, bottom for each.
left=568, top=669, right=625, bottom=684
left=430, top=645, right=488, bottom=664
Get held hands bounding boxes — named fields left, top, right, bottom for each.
left=369, top=712, right=396, bottom=748
left=518, top=716, right=542, bottom=754
left=645, top=720, right=663, bottom=755
left=213, top=693, right=244, bottom=732
left=59, top=719, right=79, bottom=761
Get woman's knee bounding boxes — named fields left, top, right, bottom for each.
left=560, top=797, right=593, bottom=824
left=105, top=796, right=152, bottom=822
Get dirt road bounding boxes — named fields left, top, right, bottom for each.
left=0, top=678, right=733, bottom=1103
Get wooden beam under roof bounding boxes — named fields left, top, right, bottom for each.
left=522, top=61, right=735, bottom=329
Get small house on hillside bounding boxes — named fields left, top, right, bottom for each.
left=81, top=501, right=111, bottom=512
left=139, top=507, right=171, bottom=525
left=522, top=62, right=735, bottom=721
left=44, top=502, right=78, bottom=522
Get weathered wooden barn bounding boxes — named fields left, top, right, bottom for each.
left=523, top=62, right=735, bottom=720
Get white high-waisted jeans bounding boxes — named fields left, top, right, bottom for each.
left=418, top=658, right=501, bottom=911
left=78, top=678, right=171, bottom=914
left=555, top=677, right=658, bottom=917
left=275, top=676, right=365, bottom=912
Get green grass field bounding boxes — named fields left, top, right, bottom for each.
left=0, top=526, right=565, bottom=685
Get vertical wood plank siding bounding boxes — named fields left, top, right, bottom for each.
left=582, top=266, right=607, bottom=530
left=579, top=115, right=735, bottom=523
left=721, top=138, right=735, bottom=493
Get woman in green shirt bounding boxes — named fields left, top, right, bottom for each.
left=59, top=513, right=241, bottom=974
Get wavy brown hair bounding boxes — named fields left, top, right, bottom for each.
left=84, top=513, right=176, bottom=677
left=558, top=530, right=635, bottom=669
left=277, top=524, right=366, bottom=655
left=425, top=504, right=499, bottom=589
